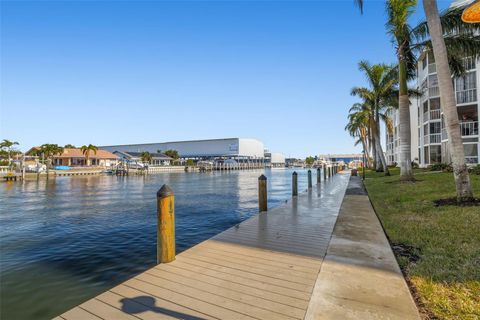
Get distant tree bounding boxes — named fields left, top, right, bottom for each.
left=140, top=151, right=152, bottom=164
left=164, top=150, right=180, bottom=159
left=186, top=159, right=194, bottom=166
left=157, top=149, right=162, bottom=154
left=0, top=139, right=19, bottom=163
left=80, top=144, right=98, bottom=166
left=64, top=144, right=76, bottom=148
left=305, top=156, right=315, bottom=166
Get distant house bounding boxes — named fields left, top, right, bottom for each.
left=113, top=151, right=173, bottom=166
left=26, top=147, right=119, bottom=167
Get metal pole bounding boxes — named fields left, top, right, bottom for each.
left=258, top=175, right=268, bottom=212
left=157, top=184, right=176, bottom=264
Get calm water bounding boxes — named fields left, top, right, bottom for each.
left=0, top=168, right=312, bottom=320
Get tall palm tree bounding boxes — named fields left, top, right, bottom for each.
left=385, top=0, right=418, bottom=181
left=421, top=0, right=477, bottom=201
left=80, top=144, right=98, bottom=166
left=351, top=61, right=399, bottom=175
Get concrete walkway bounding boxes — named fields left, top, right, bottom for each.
left=305, top=175, right=420, bottom=319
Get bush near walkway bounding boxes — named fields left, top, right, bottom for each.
left=363, top=168, right=479, bottom=320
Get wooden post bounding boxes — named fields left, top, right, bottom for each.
left=323, top=164, right=327, bottom=181
left=292, top=171, right=298, bottom=197
left=258, top=175, right=267, bottom=212
left=157, top=184, right=175, bottom=264
left=307, top=170, right=312, bottom=189
left=317, top=168, right=321, bottom=184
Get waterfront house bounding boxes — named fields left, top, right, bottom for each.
left=26, top=147, right=119, bottom=167
left=112, top=151, right=173, bottom=166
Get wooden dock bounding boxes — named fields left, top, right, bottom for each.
left=56, top=171, right=350, bottom=320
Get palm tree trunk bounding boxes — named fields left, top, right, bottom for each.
left=398, top=57, right=414, bottom=181
left=423, top=0, right=473, bottom=201
left=370, top=116, right=377, bottom=170
left=374, top=133, right=390, bottom=176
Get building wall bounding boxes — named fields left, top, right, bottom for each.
left=270, top=152, right=286, bottom=164
left=101, top=138, right=265, bottom=159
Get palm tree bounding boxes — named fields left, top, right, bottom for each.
left=384, top=0, right=418, bottom=181
left=351, top=61, right=400, bottom=175
left=80, top=144, right=98, bottom=166
left=140, top=151, right=152, bottom=164
left=421, top=0, right=476, bottom=201
left=345, top=104, right=371, bottom=167
left=0, top=139, right=19, bottom=164
left=34, top=144, right=64, bottom=177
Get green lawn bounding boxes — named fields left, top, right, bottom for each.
left=363, top=168, right=480, bottom=320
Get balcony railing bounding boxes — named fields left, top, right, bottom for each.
left=461, top=121, right=479, bottom=136
left=423, top=109, right=441, bottom=122
left=428, top=63, right=436, bottom=74
left=424, top=133, right=441, bottom=144
left=429, top=86, right=440, bottom=97
left=430, top=109, right=441, bottom=120
left=456, top=88, right=477, bottom=104
left=439, top=122, right=478, bottom=141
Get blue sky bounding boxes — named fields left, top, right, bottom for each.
left=1, top=0, right=451, bottom=157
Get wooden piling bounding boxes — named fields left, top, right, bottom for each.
left=292, top=171, right=298, bottom=197
left=308, top=170, right=312, bottom=189
left=317, top=168, right=321, bottom=184
left=323, top=164, right=327, bottom=181
left=157, top=184, right=176, bottom=264
left=258, top=175, right=267, bottom=212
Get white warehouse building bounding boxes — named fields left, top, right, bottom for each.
left=100, top=138, right=265, bottom=161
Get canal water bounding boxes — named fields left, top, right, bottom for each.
left=0, top=168, right=312, bottom=320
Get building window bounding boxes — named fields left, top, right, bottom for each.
left=430, top=122, right=441, bottom=134
left=422, top=57, right=427, bottom=70
left=424, top=146, right=429, bottom=164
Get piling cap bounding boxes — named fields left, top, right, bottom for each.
left=308, top=169, right=311, bottom=173
left=293, top=171, right=297, bottom=176
left=157, top=184, right=174, bottom=198
left=258, top=174, right=267, bottom=181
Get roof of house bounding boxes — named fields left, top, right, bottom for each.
left=26, top=147, right=118, bottom=159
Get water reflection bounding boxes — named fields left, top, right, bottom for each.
left=0, top=168, right=312, bottom=319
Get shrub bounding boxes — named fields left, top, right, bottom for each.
left=0, top=159, right=9, bottom=166
left=468, top=164, right=480, bottom=175
left=429, top=163, right=451, bottom=172
left=411, top=161, right=419, bottom=169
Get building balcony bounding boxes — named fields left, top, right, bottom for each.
left=424, top=133, right=442, bottom=144
left=429, top=86, right=440, bottom=97
left=428, top=63, right=436, bottom=74
left=461, top=121, right=479, bottom=136
left=440, top=121, right=478, bottom=141
left=423, top=109, right=441, bottom=122
left=456, top=88, right=477, bottom=104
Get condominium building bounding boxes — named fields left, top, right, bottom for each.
left=417, top=52, right=479, bottom=166
left=386, top=52, right=479, bottom=167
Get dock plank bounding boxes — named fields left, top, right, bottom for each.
left=58, top=173, right=351, bottom=319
